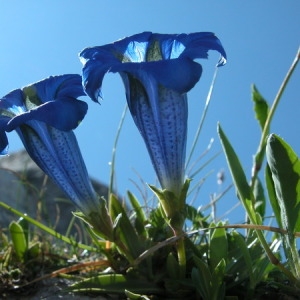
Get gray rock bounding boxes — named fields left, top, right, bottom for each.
left=0, top=150, right=109, bottom=237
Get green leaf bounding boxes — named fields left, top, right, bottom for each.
left=192, top=256, right=212, bottom=299
left=125, top=290, right=151, bottom=299
left=217, top=124, right=256, bottom=222
left=27, top=242, right=41, bottom=258
left=266, top=134, right=300, bottom=233
left=9, top=221, right=27, bottom=262
left=266, top=134, right=300, bottom=277
left=232, top=231, right=255, bottom=288
left=166, top=252, right=180, bottom=280
left=17, top=216, right=29, bottom=246
left=265, top=164, right=282, bottom=228
left=70, top=274, right=163, bottom=296
left=209, top=223, right=227, bottom=271
left=127, top=191, right=148, bottom=238
left=211, top=259, right=226, bottom=300
left=252, top=84, right=269, bottom=130
left=109, top=194, right=143, bottom=259
left=253, top=177, right=266, bottom=219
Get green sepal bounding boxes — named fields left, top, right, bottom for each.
left=149, top=179, right=190, bottom=231
left=148, top=184, right=176, bottom=220
left=73, top=197, right=114, bottom=241
left=178, top=178, right=191, bottom=210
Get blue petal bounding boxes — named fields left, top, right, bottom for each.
left=0, top=89, right=26, bottom=111
left=29, top=74, right=86, bottom=103
left=81, top=59, right=109, bottom=102
left=117, top=32, right=151, bottom=62
left=79, top=31, right=226, bottom=102
left=112, top=57, right=202, bottom=94
left=0, top=119, right=9, bottom=155
left=79, top=32, right=154, bottom=102
left=6, top=98, right=88, bottom=132
left=175, top=32, right=227, bottom=66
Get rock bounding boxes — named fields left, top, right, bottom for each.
left=0, top=150, right=109, bottom=237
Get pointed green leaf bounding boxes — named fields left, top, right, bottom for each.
left=232, top=231, right=255, bottom=287
left=17, top=216, right=29, bottom=246
left=253, top=177, right=266, bottom=219
left=209, top=223, right=227, bottom=271
left=266, top=134, right=300, bottom=233
left=109, top=194, right=143, bottom=258
left=167, top=252, right=180, bottom=280
left=211, top=259, right=226, bottom=300
left=125, top=289, right=151, bottom=299
left=252, top=84, right=269, bottom=131
left=192, top=256, right=212, bottom=299
left=70, top=274, right=163, bottom=296
left=127, top=191, right=148, bottom=238
left=217, top=124, right=256, bottom=222
left=265, top=164, right=282, bottom=228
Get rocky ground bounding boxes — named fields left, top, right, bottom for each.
left=1, top=277, right=111, bottom=299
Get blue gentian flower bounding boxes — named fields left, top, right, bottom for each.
left=79, top=32, right=226, bottom=196
left=0, top=74, right=101, bottom=217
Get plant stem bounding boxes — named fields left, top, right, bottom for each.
left=109, top=104, right=128, bottom=196
left=251, top=48, right=300, bottom=188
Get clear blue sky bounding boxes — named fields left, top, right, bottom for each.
left=1, top=1, right=299, bottom=224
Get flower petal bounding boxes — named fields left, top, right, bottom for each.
left=0, top=119, right=9, bottom=155
left=113, top=58, right=202, bottom=94
left=79, top=31, right=226, bottom=102
left=0, top=89, right=26, bottom=112
left=6, top=98, right=88, bottom=132
left=29, top=74, right=86, bottom=103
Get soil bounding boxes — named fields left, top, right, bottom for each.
left=0, top=278, right=112, bottom=300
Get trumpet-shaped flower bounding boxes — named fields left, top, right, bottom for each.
left=79, top=32, right=226, bottom=195
left=0, top=75, right=101, bottom=218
